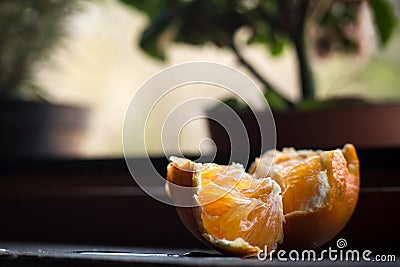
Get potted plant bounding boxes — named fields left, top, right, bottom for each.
left=121, top=0, right=398, bottom=153
left=0, top=0, right=88, bottom=158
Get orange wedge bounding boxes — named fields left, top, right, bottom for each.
left=250, top=144, right=359, bottom=248
left=166, top=144, right=360, bottom=256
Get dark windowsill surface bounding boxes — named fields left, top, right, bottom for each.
left=0, top=242, right=398, bottom=266
left=0, top=148, right=399, bottom=266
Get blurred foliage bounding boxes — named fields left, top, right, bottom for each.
left=121, top=0, right=298, bottom=60
left=369, top=0, right=397, bottom=46
left=0, top=0, right=80, bottom=100
left=122, top=0, right=397, bottom=110
left=316, top=0, right=396, bottom=57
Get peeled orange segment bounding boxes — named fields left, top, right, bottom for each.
left=166, top=144, right=359, bottom=255
left=250, top=144, right=360, bottom=248
left=250, top=148, right=328, bottom=215
left=166, top=158, right=284, bottom=257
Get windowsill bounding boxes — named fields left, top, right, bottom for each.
left=0, top=148, right=399, bottom=259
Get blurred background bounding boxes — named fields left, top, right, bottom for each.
left=1, top=0, right=399, bottom=159
left=1, top=0, right=400, bottom=256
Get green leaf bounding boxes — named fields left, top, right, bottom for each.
left=296, top=99, right=335, bottom=111
left=296, top=98, right=368, bottom=111
left=264, top=90, right=288, bottom=110
left=120, top=0, right=164, bottom=17
left=368, top=0, right=397, bottom=46
left=270, top=39, right=284, bottom=56
left=248, top=21, right=270, bottom=44
left=139, top=7, right=176, bottom=60
left=221, top=97, right=249, bottom=112
left=247, top=20, right=285, bottom=56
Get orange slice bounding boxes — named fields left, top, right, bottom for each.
left=166, top=158, right=283, bottom=257
left=166, top=144, right=360, bottom=256
left=250, top=144, right=360, bottom=248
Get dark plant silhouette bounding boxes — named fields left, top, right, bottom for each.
left=121, top=0, right=397, bottom=110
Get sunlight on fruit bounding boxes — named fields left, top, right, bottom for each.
left=166, top=144, right=360, bottom=257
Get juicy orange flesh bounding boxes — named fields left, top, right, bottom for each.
left=196, top=165, right=283, bottom=249
left=252, top=146, right=359, bottom=217
left=174, top=144, right=359, bottom=253
left=274, top=156, right=325, bottom=214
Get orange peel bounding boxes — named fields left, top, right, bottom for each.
left=166, top=144, right=360, bottom=256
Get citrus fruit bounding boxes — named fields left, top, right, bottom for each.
left=166, top=144, right=359, bottom=256
left=166, top=157, right=284, bottom=257
left=249, top=143, right=359, bottom=248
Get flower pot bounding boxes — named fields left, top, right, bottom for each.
left=207, top=104, right=400, bottom=155
left=0, top=101, right=89, bottom=158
